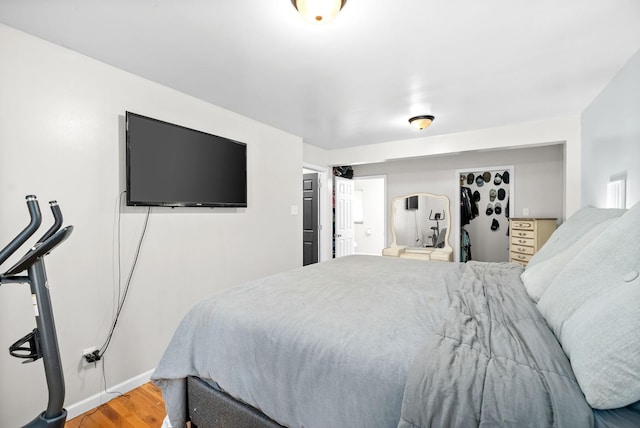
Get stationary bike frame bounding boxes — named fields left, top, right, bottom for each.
left=0, top=195, right=73, bottom=428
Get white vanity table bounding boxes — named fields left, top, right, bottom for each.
left=382, top=245, right=452, bottom=261
left=382, top=193, right=454, bottom=262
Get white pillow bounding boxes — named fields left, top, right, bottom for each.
left=526, top=206, right=626, bottom=268
left=521, top=218, right=617, bottom=302
left=561, top=280, right=640, bottom=409
left=537, top=201, right=640, bottom=409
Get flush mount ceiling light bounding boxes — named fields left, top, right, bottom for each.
left=408, top=115, right=435, bottom=130
left=291, top=0, right=348, bottom=24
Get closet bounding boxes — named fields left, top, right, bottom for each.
left=459, top=167, right=513, bottom=262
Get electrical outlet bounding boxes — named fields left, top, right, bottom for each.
left=81, top=346, right=99, bottom=368
left=523, top=208, right=530, bottom=216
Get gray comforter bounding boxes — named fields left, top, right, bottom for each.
left=153, top=256, right=594, bottom=428
left=399, top=261, right=593, bottom=427
left=153, top=255, right=463, bottom=428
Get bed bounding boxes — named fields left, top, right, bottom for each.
left=152, top=202, right=640, bottom=428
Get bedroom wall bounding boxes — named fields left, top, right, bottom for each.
left=303, top=142, right=329, bottom=168
left=581, top=48, right=640, bottom=209
left=0, top=24, right=302, bottom=425
left=352, top=145, right=564, bottom=259
left=305, top=120, right=580, bottom=265
left=327, top=116, right=581, bottom=218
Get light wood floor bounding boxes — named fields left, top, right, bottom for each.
left=65, top=382, right=166, bottom=428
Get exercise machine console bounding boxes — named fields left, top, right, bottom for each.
left=0, top=195, right=73, bottom=428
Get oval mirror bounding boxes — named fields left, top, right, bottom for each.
left=383, top=193, right=453, bottom=261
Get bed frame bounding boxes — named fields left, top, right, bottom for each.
left=186, top=376, right=284, bottom=428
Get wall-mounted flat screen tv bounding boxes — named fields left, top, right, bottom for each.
left=406, top=195, right=418, bottom=210
left=126, top=112, right=247, bottom=207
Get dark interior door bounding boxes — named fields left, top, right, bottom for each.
left=303, top=173, right=319, bottom=266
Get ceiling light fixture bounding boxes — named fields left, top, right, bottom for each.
left=408, top=115, right=435, bottom=130
left=291, top=0, right=348, bottom=24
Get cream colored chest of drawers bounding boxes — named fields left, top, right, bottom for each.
left=509, top=218, right=557, bottom=266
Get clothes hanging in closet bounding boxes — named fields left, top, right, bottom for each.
left=505, top=195, right=510, bottom=236
left=460, top=186, right=478, bottom=226
left=460, top=227, right=472, bottom=262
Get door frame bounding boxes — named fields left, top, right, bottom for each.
left=303, top=163, right=331, bottom=262
left=454, top=165, right=515, bottom=262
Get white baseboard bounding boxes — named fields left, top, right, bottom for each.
left=66, top=368, right=155, bottom=420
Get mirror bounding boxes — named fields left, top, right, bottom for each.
left=383, top=193, right=453, bottom=261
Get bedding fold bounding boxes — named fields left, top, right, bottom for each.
left=398, top=261, right=593, bottom=428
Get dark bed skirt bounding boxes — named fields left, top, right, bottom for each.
left=187, top=376, right=285, bottom=428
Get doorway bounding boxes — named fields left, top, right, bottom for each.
left=303, top=165, right=330, bottom=265
left=331, top=175, right=386, bottom=259
left=352, top=176, right=386, bottom=256
left=456, top=166, right=514, bottom=262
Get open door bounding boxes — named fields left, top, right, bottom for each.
left=334, top=177, right=355, bottom=258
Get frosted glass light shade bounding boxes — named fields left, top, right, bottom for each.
left=291, top=0, right=347, bottom=24
left=409, top=115, right=435, bottom=130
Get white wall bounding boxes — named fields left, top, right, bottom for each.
left=328, top=116, right=581, bottom=218
left=352, top=145, right=564, bottom=260
left=582, top=48, right=640, bottom=208
left=303, top=143, right=329, bottom=169
left=0, top=24, right=302, bottom=425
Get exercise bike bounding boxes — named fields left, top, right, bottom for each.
left=429, top=209, right=446, bottom=248
left=0, top=195, right=73, bottom=427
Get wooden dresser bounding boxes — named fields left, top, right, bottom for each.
left=509, top=218, right=557, bottom=266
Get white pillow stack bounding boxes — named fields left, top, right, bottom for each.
left=527, top=206, right=627, bottom=267
left=521, top=218, right=619, bottom=302
left=521, top=206, right=626, bottom=303
left=536, top=201, right=640, bottom=409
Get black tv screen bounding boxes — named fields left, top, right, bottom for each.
left=125, top=112, right=247, bottom=207
left=406, top=195, right=418, bottom=210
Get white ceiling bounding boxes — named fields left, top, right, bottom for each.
left=1, top=0, right=639, bottom=150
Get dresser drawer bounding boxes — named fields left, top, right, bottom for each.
left=512, top=220, right=535, bottom=230
left=511, top=245, right=534, bottom=255
left=512, top=229, right=534, bottom=239
left=510, top=252, right=532, bottom=263
left=399, top=252, right=431, bottom=261
left=511, top=236, right=534, bottom=247
left=510, top=258, right=528, bottom=267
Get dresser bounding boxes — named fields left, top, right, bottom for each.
left=509, top=218, right=557, bottom=266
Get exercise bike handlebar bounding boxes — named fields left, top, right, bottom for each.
left=36, top=201, right=63, bottom=245
left=5, top=226, right=74, bottom=277
left=0, top=195, right=42, bottom=268
left=2, top=198, right=72, bottom=277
